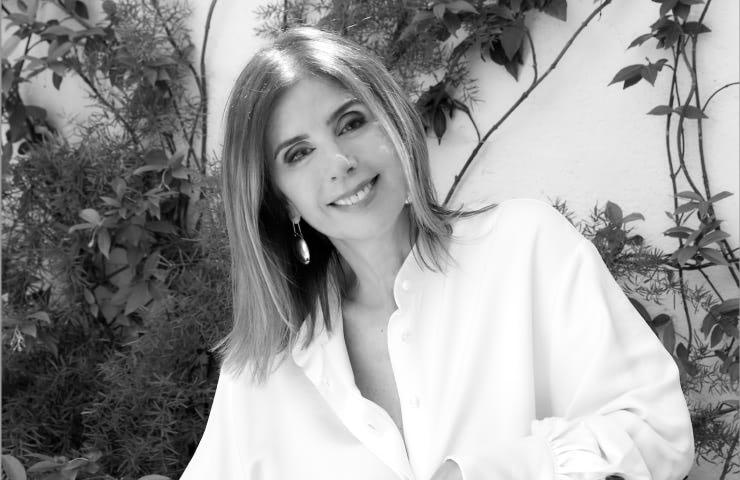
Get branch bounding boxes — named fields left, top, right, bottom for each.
left=443, top=0, right=613, bottom=205
left=524, top=27, right=538, bottom=85
left=74, top=69, right=142, bottom=150
left=702, top=82, right=739, bottom=114
left=197, top=0, right=218, bottom=175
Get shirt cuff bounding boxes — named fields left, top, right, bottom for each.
left=444, top=434, right=555, bottom=480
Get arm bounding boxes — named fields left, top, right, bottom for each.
left=445, top=201, right=694, bottom=480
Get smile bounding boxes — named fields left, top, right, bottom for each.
left=330, top=175, right=379, bottom=207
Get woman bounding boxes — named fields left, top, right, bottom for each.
left=182, top=27, right=694, bottom=480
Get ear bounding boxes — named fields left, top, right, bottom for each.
left=287, top=202, right=301, bottom=224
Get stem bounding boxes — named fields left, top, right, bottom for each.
left=719, top=433, right=738, bottom=480
left=443, top=0, right=613, bottom=205
left=675, top=46, right=702, bottom=196
left=149, top=0, right=205, bottom=99
left=677, top=269, right=694, bottom=351
left=197, top=0, right=218, bottom=175
left=698, top=268, right=723, bottom=300
left=702, top=82, right=739, bottom=114
left=524, top=27, right=538, bottom=85
left=75, top=69, right=142, bottom=150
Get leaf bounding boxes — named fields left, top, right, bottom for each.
left=97, top=228, right=111, bottom=258
left=660, top=317, right=676, bottom=354
left=49, top=41, right=74, bottom=60
left=675, top=245, right=697, bottom=265
left=24, top=105, right=47, bottom=122
left=698, top=230, right=730, bottom=247
left=133, top=164, right=167, bottom=176
left=674, top=201, right=699, bottom=214
left=673, top=104, right=708, bottom=119
left=100, top=196, right=121, bottom=208
left=125, top=282, right=152, bottom=315
left=701, top=310, right=719, bottom=336
left=717, top=298, right=739, bottom=314
left=79, top=208, right=102, bottom=225
left=433, top=3, right=447, bottom=20
left=52, top=72, right=63, bottom=90
left=700, top=247, right=728, bottom=265
left=640, top=64, right=658, bottom=85
left=659, top=0, right=679, bottom=17
left=74, top=1, right=89, bottom=19
left=629, top=298, right=652, bottom=324
left=27, top=311, right=51, bottom=323
left=664, top=226, right=693, bottom=238
left=708, top=191, right=732, bottom=203
left=621, top=212, right=645, bottom=223
left=542, top=0, right=567, bottom=21
left=609, top=64, right=643, bottom=85
left=676, top=190, right=704, bottom=201
left=102, top=0, right=117, bottom=17
left=647, top=105, right=674, bottom=116
left=2, top=455, right=27, bottom=480
left=501, top=24, right=524, bottom=61
left=672, top=2, right=690, bottom=21
left=628, top=33, right=654, bottom=48
left=682, top=21, right=710, bottom=35
left=111, top=177, right=126, bottom=199
left=432, top=109, right=446, bottom=144
left=445, top=1, right=478, bottom=14
left=605, top=200, right=623, bottom=224
left=710, top=324, right=724, bottom=347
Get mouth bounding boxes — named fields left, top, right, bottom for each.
left=329, top=175, right=379, bottom=207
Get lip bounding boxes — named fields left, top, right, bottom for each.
left=328, top=175, right=379, bottom=206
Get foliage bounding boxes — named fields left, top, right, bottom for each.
left=2, top=0, right=223, bottom=478
left=608, top=0, right=739, bottom=475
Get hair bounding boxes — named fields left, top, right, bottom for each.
left=218, top=26, right=492, bottom=383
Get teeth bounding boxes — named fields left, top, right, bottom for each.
left=333, top=179, right=374, bottom=206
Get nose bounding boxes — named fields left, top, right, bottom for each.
left=328, top=152, right=357, bottom=182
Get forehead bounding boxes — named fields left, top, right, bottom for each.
left=267, top=77, right=357, bottom=138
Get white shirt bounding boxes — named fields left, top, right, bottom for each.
left=181, top=198, right=694, bottom=480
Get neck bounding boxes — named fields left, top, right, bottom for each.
left=333, top=207, right=417, bottom=311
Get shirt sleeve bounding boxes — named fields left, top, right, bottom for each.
left=180, top=371, right=245, bottom=479
left=447, top=201, right=694, bottom=480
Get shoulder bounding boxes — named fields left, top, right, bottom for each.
left=451, top=197, right=580, bottom=243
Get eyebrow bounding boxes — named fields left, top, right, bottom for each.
left=272, top=98, right=361, bottom=161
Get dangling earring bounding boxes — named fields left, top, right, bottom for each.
left=292, top=220, right=310, bottom=265
left=404, top=192, right=411, bottom=205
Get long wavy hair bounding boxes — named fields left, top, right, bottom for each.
left=219, top=26, right=490, bottom=383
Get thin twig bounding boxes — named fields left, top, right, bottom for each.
left=702, top=82, right=739, bottom=114
left=719, top=432, right=739, bottom=480
left=197, top=0, right=219, bottom=175
left=524, top=27, right=538, bottom=85
left=443, top=0, right=613, bottom=205
left=75, top=69, right=142, bottom=150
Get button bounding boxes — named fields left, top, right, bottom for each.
left=400, top=280, right=411, bottom=291
left=321, top=378, right=332, bottom=390
left=401, top=331, right=412, bottom=343
left=410, top=396, right=420, bottom=408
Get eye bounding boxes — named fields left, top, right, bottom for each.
left=285, top=145, right=313, bottom=164
left=338, top=113, right=366, bottom=135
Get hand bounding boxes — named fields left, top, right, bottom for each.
left=429, top=459, right=463, bottom=480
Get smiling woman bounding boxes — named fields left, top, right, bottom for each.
left=181, top=27, right=694, bottom=480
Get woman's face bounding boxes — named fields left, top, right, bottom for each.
left=266, top=76, right=408, bottom=243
